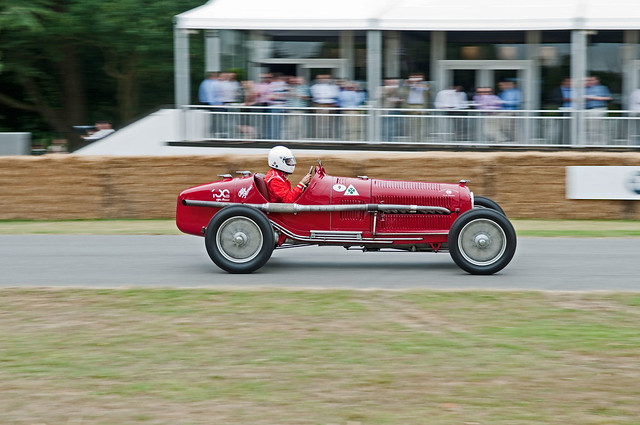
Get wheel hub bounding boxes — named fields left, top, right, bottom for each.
left=233, top=232, right=248, bottom=247
left=474, top=233, right=490, bottom=248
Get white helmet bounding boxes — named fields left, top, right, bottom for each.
left=268, top=145, right=297, bottom=174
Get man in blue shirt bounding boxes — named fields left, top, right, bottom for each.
left=498, top=81, right=522, bottom=110
left=198, top=72, right=222, bottom=106
left=498, top=81, right=522, bottom=141
left=585, top=76, right=612, bottom=144
left=197, top=72, right=223, bottom=138
left=585, top=76, right=611, bottom=110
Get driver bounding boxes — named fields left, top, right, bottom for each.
left=265, top=146, right=313, bottom=203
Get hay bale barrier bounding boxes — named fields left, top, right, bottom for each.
left=1, top=152, right=639, bottom=220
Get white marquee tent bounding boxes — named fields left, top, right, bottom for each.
left=175, top=0, right=640, bottom=31
left=170, top=0, right=640, bottom=145
left=76, top=0, right=640, bottom=154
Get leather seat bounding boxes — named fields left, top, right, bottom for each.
left=253, top=173, right=270, bottom=202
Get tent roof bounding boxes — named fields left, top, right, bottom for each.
left=175, top=0, right=640, bottom=31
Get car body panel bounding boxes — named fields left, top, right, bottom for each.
left=176, top=164, right=472, bottom=248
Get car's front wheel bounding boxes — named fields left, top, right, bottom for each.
left=448, top=208, right=516, bottom=275
left=205, top=206, right=275, bottom=273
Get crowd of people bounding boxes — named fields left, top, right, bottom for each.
left=198, top=71, right=368, bottom=140
left=198, top=71, right=622, bottom=143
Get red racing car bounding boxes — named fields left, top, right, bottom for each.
left=176, top=161, right=516, bottom=275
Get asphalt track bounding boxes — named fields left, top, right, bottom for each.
left=1, top=235, right=639, bottom=291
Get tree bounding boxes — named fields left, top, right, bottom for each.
left=0, top=0, right=203, bottom=150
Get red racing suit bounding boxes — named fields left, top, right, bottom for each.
left=265, top=168, right=306, bottom=203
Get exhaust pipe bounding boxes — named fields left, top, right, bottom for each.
left=182, top=199, right=450, bottom=215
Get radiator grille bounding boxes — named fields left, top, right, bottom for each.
left=339, top=199, right=366, bottom=221
left=372, top=195, right=453, bottom=210
left=374, top=180, right=441, bottom=191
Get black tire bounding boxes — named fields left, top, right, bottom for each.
left=474, top=195, right=506, bottom=216
left=448, top=208, right=517, bottom=275
left=205, top=206, right=275, bottom=274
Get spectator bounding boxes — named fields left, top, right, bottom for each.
left=237, top=80, right=258, bottom=139
left=81, top=121, right=115, bottom=141
left=550, top=77, right=573, bottom=144
left=255, top=73, right=273, bottom=107
left=267, top=73, right=289, bottom=140
left=402, top=73, right=429, bottom=140
left=498, top=81, right=522, bottom=110
left=198, top=72, right=222, bottom=106
left=381, top=78, right=403, bottom=142
left=585, top=76, right=612, bottom=110
left=310, top=75, right=340, bottom=139
left=551, top=77, right=573, bottom=109
left=254, top=73, right=273, bottom=138
left=434, top=86, right=468, bottom=141
left=434, top=86, right=467, bottom=110
left=219, top=72, right=241, bottom=105
left=310, top=74, right=339, bottom=107
left=498, top=81, right=522, bottom=141
left=241, top=80, right=258, bottom=106
left=585, top=76, right=612, bottom=144
left=473, top=87, right=506, bottom=142
left=338, top=81, right=364, bottom=141
left=285, top=76, right=310, bottom=140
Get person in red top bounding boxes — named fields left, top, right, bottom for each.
left=265, top=145, right=312, bottom=203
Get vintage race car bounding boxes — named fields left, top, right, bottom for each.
left=176, top=161, right=516, bottom=275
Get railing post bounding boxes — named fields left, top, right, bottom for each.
left=367, top=30, right=382, bottom=142
left=571, top=29, right=587, bottom=146
left=174, top=26, right=190, bottom=109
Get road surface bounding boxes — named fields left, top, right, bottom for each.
left=1, top=235, right=638, bottom=291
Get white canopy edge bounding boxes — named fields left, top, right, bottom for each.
left=176, top=0, right=640, bottom=31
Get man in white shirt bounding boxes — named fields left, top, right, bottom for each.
left=435, top=86, right=467, bottom=110
left=434, top=86, right=468, bottom=142
left=310, top=75, right=340, bottom=139
left=219, top=72, right=241, bottom=104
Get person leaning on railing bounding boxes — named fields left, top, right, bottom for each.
left=310, top=75, right=339, bottom=139
left=584, top=76, right=612, bottom=144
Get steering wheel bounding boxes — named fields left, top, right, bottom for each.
left=315, top=159, right=326, bottom=176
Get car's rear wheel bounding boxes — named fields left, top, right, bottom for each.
left=205, top=206, right=274, bottom=273
left=473, top=195, right=506, bottom=216
left=448, top=208, right=516, bottom=275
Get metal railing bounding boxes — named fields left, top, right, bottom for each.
left=181, top=105, right=640, bottom=147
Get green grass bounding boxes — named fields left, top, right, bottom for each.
left=513, top=219, right=640, bottom=238
left=1, top=218, right=640, bottom=237
left=1, top=289, right=640, bottom=424
left=0, top=218, right=182, bottom=235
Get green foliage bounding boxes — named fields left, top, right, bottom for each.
left=0, top=0, right=204, bottom=144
